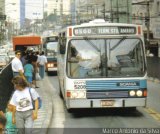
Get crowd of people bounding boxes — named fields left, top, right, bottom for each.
left=11, top=49, right=47, bottom=88
left=0, top=49, right=47, bottom=134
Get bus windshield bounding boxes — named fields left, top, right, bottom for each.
left=46, top=42, right=58, bottom=51
left=67, top=38, right=146, bottom=78
left=45, top=42, right=58, bottom=57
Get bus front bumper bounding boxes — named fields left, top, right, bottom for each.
left=47, top=67, right=57, bottom=72
left=66, top=98, right=146, bottom=109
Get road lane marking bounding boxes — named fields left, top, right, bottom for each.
left=144, top=107, right=160, bottom=121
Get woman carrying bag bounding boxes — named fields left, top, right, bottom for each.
left=9, top=76, right=39, bottom=134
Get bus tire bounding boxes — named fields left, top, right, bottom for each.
left=59, top=89, right=63, bottom=99
left=59, top=80, right=63, bottom=99
left=67, top=108, right=75, bottom=113
left=125, top=107, right=136, bottom=112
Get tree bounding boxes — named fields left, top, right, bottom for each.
left=46, top=13, right=57, bottom=22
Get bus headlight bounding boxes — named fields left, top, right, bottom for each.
left=47, top=64, right=50, bottom=67
left=78, top=91, right=86, bottom=98
left=47, top=63, right=54, bottom=68
left=67, top=90, right=86, bottom=99
left=136, top=90, right=143, bottom=97
left=72, top=91, right=78, bottom=98
left=47, top=53, right=52, bottom=56
left=129, top=90, right=136, bottom=96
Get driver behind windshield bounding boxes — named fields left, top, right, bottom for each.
left=70, top=44, right=100, bottom=77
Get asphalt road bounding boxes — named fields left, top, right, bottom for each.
left=46, top=74, right=160, bottom=134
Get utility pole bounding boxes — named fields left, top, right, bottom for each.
left=127, top=0, right=130, bottom=23
left=146, top=1, right=150, bottom=49
left=60, top=0, right=63, bottom=26
left=96, top=4, right=98, bottom=18
left=132, top=0, right=153, bottom=50
left=102, top=2, right=105, bottom=20
left=110, top=0, right=113, bottom=22
left=116, top=0, right=119, bottom=23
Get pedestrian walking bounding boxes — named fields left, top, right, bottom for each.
left=24, top=60, right=34, bottom=87
left=37, top=51, right=47, bottom=79
left=26, top=51, right=39, bottom=88
left=5, top=103, right=16, bottom=134
left=20, top=51, right=27, bottom=66
left=11, top=50, right=24, bottom=78
left=9, top=76, right=39, bottom=134
left=36, top=51, right=40, bottom=63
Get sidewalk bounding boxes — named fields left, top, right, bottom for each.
left=32, top=77, right=53, bottom=134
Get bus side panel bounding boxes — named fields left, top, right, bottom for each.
left=57, top=54, right=66, bottom=98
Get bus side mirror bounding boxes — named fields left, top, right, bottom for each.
left=43, top=44, right=46, bottom=49
left=60, top=44, right=65, bottom=54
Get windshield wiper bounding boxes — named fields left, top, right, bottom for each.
left=110, top=37, right=126, bottom=51
left=83, top=37, right=100, bottom=52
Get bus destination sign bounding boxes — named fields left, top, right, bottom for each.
left=73, top=26, right=136, bottom=36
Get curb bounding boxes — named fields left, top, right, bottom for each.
left=42, top=77, right=53, bottom=129
left=42, top=95, right=53, bottom=134
left=34, top=78, right=53, bottom=134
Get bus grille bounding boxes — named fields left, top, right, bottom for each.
left=86, top=91, right=129, bottom=99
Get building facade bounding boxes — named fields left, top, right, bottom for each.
left=0, top=0, right=5, bottom=14
left=105, top=0, right=132, bottom=23
left=151, top=0, right=160, bottom=57
left=47, top=0, right=57, bottom=16
left=132, top=0, right=160, bottom=57
left=0, top=0, right=5, bottom=43
left=25, top=0, right=43, bottom=20
left=5, top=0, right=20, bottom=27
left=47, top=0, right=71, bottom=16
left=76, top=0, right=132, bottom=24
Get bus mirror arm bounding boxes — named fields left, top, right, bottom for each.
left=60, top=45, right=66, bottom=54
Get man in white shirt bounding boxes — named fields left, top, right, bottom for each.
left=37, top=51, right=47, bottom=79
left=11, top=50, right=24, bottom=77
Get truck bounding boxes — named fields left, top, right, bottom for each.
left=12, top=35, right=42, bottom=51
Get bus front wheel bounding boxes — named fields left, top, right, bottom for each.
left=58, top=80, right=63, bottom=99
left=125, top=107, right=136, bottom=112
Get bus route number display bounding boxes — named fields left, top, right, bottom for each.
left=73, top=26, right=136, bottom=36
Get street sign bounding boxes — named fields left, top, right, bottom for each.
left=0, top=15, right=6, bottom=20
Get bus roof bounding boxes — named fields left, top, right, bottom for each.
left=61, top=21, right=142, bottom=30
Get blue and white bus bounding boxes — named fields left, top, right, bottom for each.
left=42, top=35, right=58, bottom=74
left=57, top=19, right=147, bottom=111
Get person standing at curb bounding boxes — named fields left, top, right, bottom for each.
left=24, top=60, right=34, bottom=87
left=9, top=76, right=39, bottom=134
left=27, top=51, right=39, bottom=88
left=0, top=111, right=6, bottom=134
left=37, top=51, right=47, bottom=79
left=5, top=103, right=16, bottom=134
left=11, top=50, right=24, bottom=78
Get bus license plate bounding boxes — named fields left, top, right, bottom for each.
left=101, top=100, right=115, bottom=107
